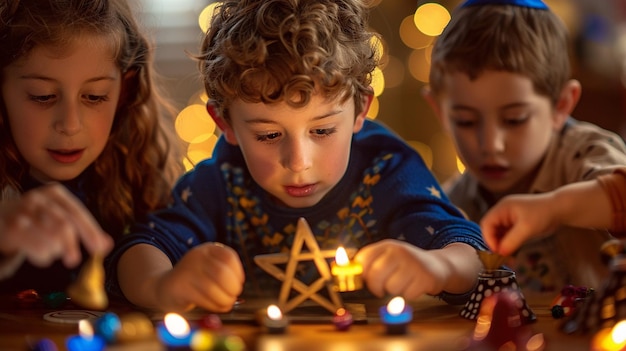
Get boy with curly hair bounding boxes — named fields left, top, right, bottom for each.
left=110, top=0, right=487, bottom=313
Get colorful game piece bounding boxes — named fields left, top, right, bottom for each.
left=198, top=314, right=223, bottom=331
left=42, top=292, right=69, bottom=309
left=332, top=307, right=353, bottom=331
left=17, top=289, right=39, bottom=308
left=29, top=338, right=58, bottom=351
left=92, top=312, right=121, bottom=344
left=66, top=254, right=108, bottom=310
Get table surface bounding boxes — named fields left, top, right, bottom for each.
left=0, top=290, right=595, bottom=351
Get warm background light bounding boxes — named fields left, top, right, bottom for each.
left=140, top=0, right=626, bottom=183
left=413, top=3, right=450, bottom=37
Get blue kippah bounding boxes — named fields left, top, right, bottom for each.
left=461, top=0, right=549, bottom=10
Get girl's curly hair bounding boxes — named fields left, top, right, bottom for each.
left=0, top=0, right=184, bottom=237
left=199, top=0, right=380, bottom=119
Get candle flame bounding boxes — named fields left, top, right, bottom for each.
left=335, top=247, right=349, bottom=266
left=336, top=308, right=347, bottom=317
left=387, top=296, right=405, bottom=315
left=612, top=320, right=626, bottom=344
left=78, top=319, right=95, bottom=338
left=164, top=312, right=190, bottom=337
left=267, top=304, right=283, bottom=320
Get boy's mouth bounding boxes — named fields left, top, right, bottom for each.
left=480, top=165, right=508, bottom=179
left=284, top=184, right=317, bottom=197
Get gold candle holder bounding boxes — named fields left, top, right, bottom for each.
left=331, top=247, right=363, bottom=292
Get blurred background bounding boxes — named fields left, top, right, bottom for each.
left=136, top=0, right=626, bottom=183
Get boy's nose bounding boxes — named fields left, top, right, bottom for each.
left=480, top=125, right=505, bottom=154
left=282, top=138, right=313, bottom=173
left=54, top=100, right=83, bottom=136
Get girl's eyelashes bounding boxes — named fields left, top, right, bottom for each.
left=83, top=94, right=109, bottom=104
left=29, top=94, right=56, bottom=104
left=27, top=93, right=110, bottom=105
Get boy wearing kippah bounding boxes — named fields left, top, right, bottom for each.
left=424, top=0, right=626, bottom=291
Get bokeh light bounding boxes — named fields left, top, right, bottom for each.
left=407, top=49, right=431, bottom=83
left=414, top=3, right=451, bottom=37
left=198, top=2, right=219, bottom=33
left=456, top=156, right=466, bottom=174
left=371, top=67, right=385, bottom=97
left=175, top=104, right=216, bottom=143
left=187, top=134, right=218, bottom=165
left=399, top=15, right=434, bottom=50
left=366, top=96, right=380, bottom=120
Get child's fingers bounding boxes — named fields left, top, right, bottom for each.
left=207, top=243, right=245, bottom=285
left=382, top=268, right=413, bottom=297
left=42, top=184, right=113, bottom=255
left=497, top=228, right=529, bottom=257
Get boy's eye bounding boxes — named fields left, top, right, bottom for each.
left=452, top=118, right=476, bottom=128
left=503, top=115, right=529, bottom=126
left=256, top=132, right=281, bottom=142
left=312, top=127, right=337, bottom=136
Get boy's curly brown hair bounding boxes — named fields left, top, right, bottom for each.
left=199, top=0, right=380, bottom=119
left=429, top=4, right=571, bottom=105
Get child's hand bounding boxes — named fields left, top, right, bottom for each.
left=0, top=183, right=113, bottom=271
left=480, top=193, right=559, bottom=256
left=354, top=239, right=448, bottom=300
left=154, top=242, right=244, bottom=313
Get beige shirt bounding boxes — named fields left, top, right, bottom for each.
left=446, top=118, right=626, bottom=291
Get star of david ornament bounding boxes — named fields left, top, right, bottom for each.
left=254, top=218, right=343, bottom=314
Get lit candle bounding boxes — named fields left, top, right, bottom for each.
left=379, top=296, right=413, bottom=335
left=66, top=319, right=106, bottom=351
left=331, top=246, right=363, bottom=292
left=264, top=304, right=288, bottom=334
left=157, top=313, right=194, bottom=349
left=592, top=321, right=626, bottom=351
left=333, top=307, right=354, bottom=331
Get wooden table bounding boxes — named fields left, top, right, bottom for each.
left=0, top=291, right=594, bottom=351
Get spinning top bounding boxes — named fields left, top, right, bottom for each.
left=477, top=250, right=507, bottom=271
left=67, top=254, right=108, bottom=310
left=460, top=269, right=536, bottom=324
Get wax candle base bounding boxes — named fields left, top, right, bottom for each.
left=385, top=323, right=408, bottom=336
left=266, top=326, right=287, bottom=335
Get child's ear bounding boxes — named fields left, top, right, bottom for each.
left=353, top=94, right=373, bottom=133
left=553, top=79, right=582, bottom=129
left=206, top=100, right=238, bottom=145
left=422, top=85, right=448, bottom=130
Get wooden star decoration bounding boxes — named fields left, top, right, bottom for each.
left=254, top=217, right=343, bottom=314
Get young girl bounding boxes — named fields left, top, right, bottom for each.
left=0, top=0, right=183, bottom=294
